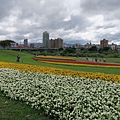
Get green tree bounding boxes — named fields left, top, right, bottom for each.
left=0, top=40, right=15, bottom=49
left=88, top=46, right=97, bottom=52
left=59, top=47, right=64, bottom=51
left=103, top=47, right=110, bottom=51
left=64, top=47, right=76, bottom=53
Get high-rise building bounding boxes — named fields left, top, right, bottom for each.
left=54, top=38, right=63, bottom=48
left=49, top=38, right=63, bottom=48
left=24, top=39, right=28, bottom=47
left=100, top=39, right=108, bottom=49
left=43, top=31, right=49, bottom=48
left=49, top=39, right=55, bottom=48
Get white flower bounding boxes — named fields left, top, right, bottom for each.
left=0, top=68, right=120, bottom=120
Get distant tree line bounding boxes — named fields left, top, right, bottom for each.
left=36, top=46, right=120, bottom=58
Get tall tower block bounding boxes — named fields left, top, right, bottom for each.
left=43, top=31, right=49, bottom=48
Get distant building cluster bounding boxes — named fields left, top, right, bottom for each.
left=14, top=31, right=63, bottom=49
left=43, top=31, right=63, bottom=49
left=15, top=39, right=29, bottom=48
left=3, top=31, right=119, bottom=51
left=73, top=39, right=120, bottom=51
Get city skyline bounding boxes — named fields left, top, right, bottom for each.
left=0, top=0, right=120, bottom=45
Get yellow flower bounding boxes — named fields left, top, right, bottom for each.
left=0, top=61, right=120, bottom=82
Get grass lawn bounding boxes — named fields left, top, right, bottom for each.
left=0, top=50, right=120, bottom=75
left=0, top=92, right=52, bottom=120
left=105, top=57, right=120, bottom=63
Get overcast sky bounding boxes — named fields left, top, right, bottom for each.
left=0, top=0, right=120, bottom=45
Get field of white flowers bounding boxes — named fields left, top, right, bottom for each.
left=0, top=68, right=120, bottom=120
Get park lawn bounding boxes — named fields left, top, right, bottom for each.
left=0, top=91, right=52, bottom=120
left=0, top=50, right=120, bottom=75
left=0, top=50, right=34, bottom=63
left=105, top=57, right=120, bottom=63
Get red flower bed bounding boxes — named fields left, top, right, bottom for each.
left=38, top=59, right=120, bottom=66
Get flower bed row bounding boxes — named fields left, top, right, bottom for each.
left=35, top=58, right=120, bottom=67
left=0, top=68, right=120, bottom=120
left=34, top=56, right=76, bottom=61
left=0, top=61, right=120, bottom=82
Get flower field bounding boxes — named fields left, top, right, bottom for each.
left=34, top=56, right=120, bottom=67
left=38, top=59, right=120, bottom=67
left=0, top=68, right=120, bottom=120
left=0, top=61, right=120, bottom=119
left=0, top=61, right=120, bottom=82
left=34, top=56, right=76, bottom=61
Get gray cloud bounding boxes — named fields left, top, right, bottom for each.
left=81, top=0, right=120, bottom=14
left=0, top=0, right=14, bottom=20
left=62, top=15, right=90, bottom=31
left=0, top=0, right=120, bottom=45
left=0, top=29, right=9, bottom=35
left=98, top=32, right=120, bottom=41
